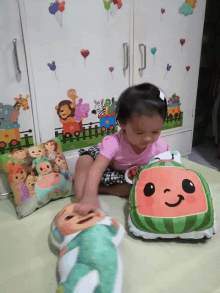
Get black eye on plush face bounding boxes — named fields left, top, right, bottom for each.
left=65, top=215, right=74, bottom=221
left=40, top=167, right=43, bottom=171
left=47, top=165, right=50, bottom=169
left=144, top=182, right=155, bottom=197
left=182, top=179, right=195, bottom=193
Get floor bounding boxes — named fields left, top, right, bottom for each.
left=188, top=140, right=220, bottom=171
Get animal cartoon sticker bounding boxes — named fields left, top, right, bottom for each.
left=74, top=98, right=90, bottom=122
left=179, top=0, right=197, bottom=16
left=0, top=96, right=31, bottom=151
left=67, top=89, right=78, bottom=107
left=91, top=99, right=117, bottom=132
left=55, top=89, right=83, bottom=138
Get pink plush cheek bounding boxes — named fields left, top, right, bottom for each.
left=144, top=196, right=154, bottom=207
left=66, top=222, right=71, bottom=228
left=185, top=195, right=197, bottom=204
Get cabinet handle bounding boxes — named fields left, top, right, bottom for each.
left=139, top=43, right=146, bottom=71
left=123, top=43, right=129, bottom=71
left=13, top=38, right=22, bottom=74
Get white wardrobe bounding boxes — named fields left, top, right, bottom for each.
left=0, top=0, right=206, bottom=157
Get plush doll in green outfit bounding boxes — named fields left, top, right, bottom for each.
left=50, top=203, right=125, bottom=293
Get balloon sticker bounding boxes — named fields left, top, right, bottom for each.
left=47, top=61, right=59, bottom=81
left=48, top=1, right=65, bottom=28
left=81, top=49, right=90, bottom=66
left=185, top=66, right=190, bottom=78
left=161, top=8, right=165, bottom=21
left=150, top=48, right=157, bottom=65
left=103, top=0, right=123, bottom=20
left=180, top=38, right=186, bottom=51
left=103, top=0, right=111, bottom=21
left=179, top=0, right=197, bottom=16
left=109, top=67, right=114, bottom=79
left=164, top=64, right=172, bottom=79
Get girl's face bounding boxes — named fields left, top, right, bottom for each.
left=121, top=114, right=163, bottom=151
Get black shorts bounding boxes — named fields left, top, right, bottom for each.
left=78, top=145, right=126, bottom=186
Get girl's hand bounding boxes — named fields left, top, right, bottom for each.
left=73, top=203, right=101, bottom=217
left=111, top=218, right=120, bottom=229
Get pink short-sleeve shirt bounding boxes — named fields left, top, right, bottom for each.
left=97, top=130, right=170, bottom=170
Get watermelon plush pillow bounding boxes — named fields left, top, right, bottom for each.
left=1, top=138, right=74, bottom=219
left=125, top=151, right=217, bottom=240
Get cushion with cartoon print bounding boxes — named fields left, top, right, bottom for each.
left=125, top=151, right=217, bottom=240
left=49, top=203, right=125, bottom=293
left=1, top=138, right=74, bottom=219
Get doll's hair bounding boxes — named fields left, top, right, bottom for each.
left=116, top=83, right=168, bottom=125
left=9, top=163, right=26, bottom=182
left=44, top=140, right=58, bottom=152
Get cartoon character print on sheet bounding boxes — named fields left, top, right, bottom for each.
left=125, top=151, right=217, bottom=240
left=50, top=203, right=125, bottom=293
left=32, top=157, right=67, bottom=205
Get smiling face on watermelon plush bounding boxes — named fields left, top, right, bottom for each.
left=136, top=166, right=208, bottom=218
left=126, top=151, right=216, bottom=238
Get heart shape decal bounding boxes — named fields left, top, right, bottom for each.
left=161, top=8, right=165, bottom=14
left=81, top=49, right=90, bottom=59
left=151, top=47, right=157, bottom=55
left=186, top=66, right=190, bottom=71
left=109, top=67, right=114, bottom=72
left=180, top=39, right=185, bottom=46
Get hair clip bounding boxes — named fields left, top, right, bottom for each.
left=159, top=89, right=165, bottom=101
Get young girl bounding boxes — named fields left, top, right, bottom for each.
left=73, top=83, right=170, bottom=216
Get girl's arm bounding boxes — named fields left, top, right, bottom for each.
left=73, top=154, right=110, bottom=216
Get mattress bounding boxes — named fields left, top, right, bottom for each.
left=0, top=158, right=220, bottom=293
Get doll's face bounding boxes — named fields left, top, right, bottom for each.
left=55, top=203, right=105, bottom=235
left=26, top=174, right=38, bottom=189
left=55, top=157, right=67, bottom=169
left=29, top=146, right=46, bottom=158
left=12, top=169, right=27, bottom=184
left=11, top=149, right=27, bottom=160
left=45, top=141, right=55, bottom=152
left=37, top=162, right=52, bottom=175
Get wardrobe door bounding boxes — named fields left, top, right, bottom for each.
left=19, top=0, right=131, bottom=151
left=133, top=0, right=206, bottom=134
left=0, top=0, right=38, bottom=155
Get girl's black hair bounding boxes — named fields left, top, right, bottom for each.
left=116, top=83, right=167, bottom=125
